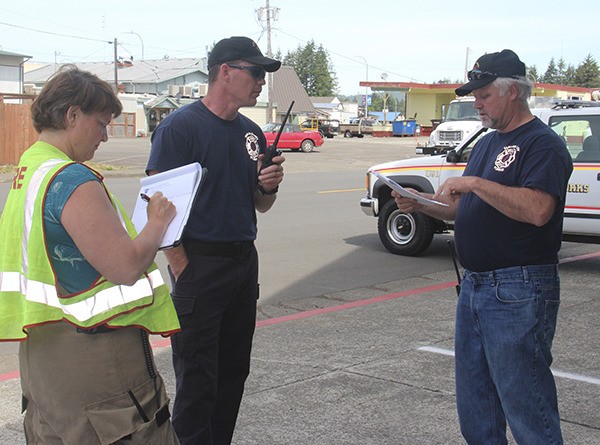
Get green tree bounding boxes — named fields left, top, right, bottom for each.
left=283, top=40, right=338, bottom=96
left=371, top=92, right=398, bottom=112
left=434, top=78, right=462, bottom=84
left=563, top=64, right=577, bottom=86
left=542, top=57, right=559, bottom=83
left=527, top=65, right=540, bottom=83
left=573, top=54, right=600, bottom=88
left=556, top=58, right=568, bottom=84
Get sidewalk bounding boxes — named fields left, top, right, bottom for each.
left=2, top=261, right=599, bottom=444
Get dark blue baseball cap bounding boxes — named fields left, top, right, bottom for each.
left=208, top=36, right=281, bottom=72
left=456, top=49, right=526, bottom=96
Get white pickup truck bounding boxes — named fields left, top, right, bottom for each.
left=417, top=97, right=480, bottom=155
left=360, top=104, right=600, bottom=255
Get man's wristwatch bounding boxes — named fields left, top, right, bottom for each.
left=258, top=184, right=279, bottom=195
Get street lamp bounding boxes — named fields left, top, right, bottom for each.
left=355, top=55, right=369, bottom=119
left=124, top=31, right=145, bottom=60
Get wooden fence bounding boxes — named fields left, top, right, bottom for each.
left=109, top=112, right=136, bottom=138
left=0, top=94, right=37, bottom=165
left=0, top=94, right=135, bottom=165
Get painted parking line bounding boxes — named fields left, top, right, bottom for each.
left=317, top=188, right=364, bottom=194
left=417, top=346, right=600, bottom=386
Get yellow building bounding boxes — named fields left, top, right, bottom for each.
left=361, top=81, right=595, bottom=135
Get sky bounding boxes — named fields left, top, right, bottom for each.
left=1, top=0, right=598, bottom=95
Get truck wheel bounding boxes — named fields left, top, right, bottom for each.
left=377, top=199, right=435, bottom=256
left=344, top=130, right=353, bottom=138
left=300, top=139, right=315, bottom=153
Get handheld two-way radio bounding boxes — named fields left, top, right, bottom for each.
left=262, top=100, right=295, bottom=170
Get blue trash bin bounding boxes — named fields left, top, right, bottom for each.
left=392, top=120, right=416, bottom=136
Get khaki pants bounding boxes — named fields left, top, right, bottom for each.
left=20, top=322, right=179, bottom=445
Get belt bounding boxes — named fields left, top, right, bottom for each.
left=76, top=325, right=114, bottom=334
left=184, top=240, right=254, bottom=257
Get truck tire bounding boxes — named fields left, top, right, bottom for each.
left=300, top=139, right=315, bottom=153
left=377, top=199, right=435, bottom=256
left=344, top=130, right=353, bottom=138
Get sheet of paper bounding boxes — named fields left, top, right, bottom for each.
left=373, top=171, right=448, bottom=207
left=131, top=162, right=204, bottom=249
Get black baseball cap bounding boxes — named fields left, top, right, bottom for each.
left=208, top=36, right=281, bottom=72
left=456, top=49, right=526, bottom=96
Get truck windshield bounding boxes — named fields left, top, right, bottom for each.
left=445, top=101, right=480, bottom=121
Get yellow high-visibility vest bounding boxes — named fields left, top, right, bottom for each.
left=0, top=141, right=180, bottom=340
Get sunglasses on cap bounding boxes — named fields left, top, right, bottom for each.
left=226, top=63, right=266, bottom=80
left=467, top=68, right=518, bottom=81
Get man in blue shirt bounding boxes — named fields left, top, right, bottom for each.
left=147, top=36, right=284, bottom=445
left=393, top=49, right=572, bottom=444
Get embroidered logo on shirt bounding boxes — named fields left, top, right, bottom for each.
left=494, top=145, right=520, bottom=172
left=245, top=132, right=260, bottom=161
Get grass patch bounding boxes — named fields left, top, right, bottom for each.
left=84, top=162, right=127, bottom=171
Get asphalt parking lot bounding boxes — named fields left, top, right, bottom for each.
left=0, top=136, right=599, bottom=444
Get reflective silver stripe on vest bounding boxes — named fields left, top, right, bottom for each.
left=22, top=159, right=66, bottom=277
left=0, top=269, right=164, bottom=322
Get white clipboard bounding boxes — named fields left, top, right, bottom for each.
left=373, top=171, right=448, bottom=207
left=131, top=162, right=206, bottom=249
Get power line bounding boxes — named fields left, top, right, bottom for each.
left=0, top=20, right=112, bottom=44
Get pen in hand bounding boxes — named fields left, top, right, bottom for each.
left=140, top=193, right=151, bottom=202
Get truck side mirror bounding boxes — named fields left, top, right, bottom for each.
left=446, top=150, right=460, bottom=163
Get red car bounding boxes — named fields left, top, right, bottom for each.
left=262, top=123, right=324, bottom=153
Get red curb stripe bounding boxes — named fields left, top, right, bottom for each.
left=559, top=251, right=600, bottom=264
left=0, top=370, right=19, bottom=382
left=256, top=282, right=457, bottom=328
left=2, top=250, right=599, bottom=382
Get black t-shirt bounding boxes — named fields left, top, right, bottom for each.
left=454, top=117, right=573, bottom=272
left=147, top=100, right=267, bottom=242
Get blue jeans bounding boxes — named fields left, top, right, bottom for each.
left=455, top=265, right=564, bottom=445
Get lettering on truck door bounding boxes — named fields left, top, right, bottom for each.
left=554, top=115, right=600, bottom=234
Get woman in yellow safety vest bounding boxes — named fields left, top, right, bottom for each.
left=0, top=66, right=181, bottom=444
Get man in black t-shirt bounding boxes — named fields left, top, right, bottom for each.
left=147, top=36, right=284, bottom=445
left=393, top=50, right=571, bottom=444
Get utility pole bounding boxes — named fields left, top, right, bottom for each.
left=266, top=0, right=273, bottom=122
left=356, top=55, right=368, bottom=118
left=113, top=38, right=118, bottom=91
left=464, top=47, right=471, bottom=83
left=257, top=1, right=279, bottom=122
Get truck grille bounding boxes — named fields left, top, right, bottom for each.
left=438, top=131, right=462, bottom=142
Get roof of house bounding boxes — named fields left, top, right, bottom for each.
left=24, top=58, right=207, bottom=84
left=311, top=102, right=339, bottom=110
left=0, top=50, right=31, bottom=59
left=21, top=59, right=312, bottom=117
left=272, top=66, right=315, bottom=114
left=310, top=96, right=340, bottom=104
